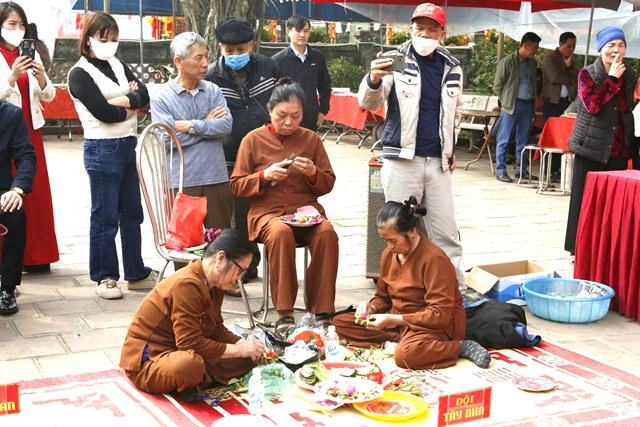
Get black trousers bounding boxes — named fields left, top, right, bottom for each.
left=227, top=164, right=261, bottom=270
left=0, top=208, right=26, bottom=292
left=564, top=154, right=628, bottom=253
left=543, top=99, right=571, bottom=174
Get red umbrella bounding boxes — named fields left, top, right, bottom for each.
left=313, top=0, right=620, bottom=12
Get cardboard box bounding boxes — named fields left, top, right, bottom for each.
left=465, top=260, right=559, bottom=306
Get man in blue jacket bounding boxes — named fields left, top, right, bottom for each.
left=272, top=15, right=331, bottom=131
left=0, top=99, right=36, bottom=314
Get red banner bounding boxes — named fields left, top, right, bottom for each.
left=437, top=386, right=491, bottom=426
left=0, top=383, right=20, bottom=415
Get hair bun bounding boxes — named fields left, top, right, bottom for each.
left=276, top=76, right=295, bottom=86
left=403, top=196, right=427, bottom=217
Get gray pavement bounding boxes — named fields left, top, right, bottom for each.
left=1, top=132, right=639, bottom=384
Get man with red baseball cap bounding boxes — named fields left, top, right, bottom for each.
left=358, top=3, right=481, bottom=305
left=411, top=2, right=446, bottom=27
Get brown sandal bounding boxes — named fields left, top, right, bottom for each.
left=274, top=316, right=295, bottom=340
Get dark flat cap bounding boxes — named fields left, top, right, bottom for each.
left=215, top=17, right=255, bottom=45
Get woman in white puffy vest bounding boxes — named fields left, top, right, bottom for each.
left=68, top=11, right=157, bottom=300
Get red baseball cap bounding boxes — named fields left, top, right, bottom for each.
left=411, top=3, right=446, bottom=27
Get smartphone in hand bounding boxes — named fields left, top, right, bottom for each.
left=381, top=52, right=405, bottom=73
left=282, top=153, right=297, bottom=169
left=19, top=39, right=36, bottom=60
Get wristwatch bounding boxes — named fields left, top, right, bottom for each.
left=11, top=187, right=24, bottom=197
left=187, top=122, right=196, bottom=135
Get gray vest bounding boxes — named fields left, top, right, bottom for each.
left=568, top=58, right=635, bottom=164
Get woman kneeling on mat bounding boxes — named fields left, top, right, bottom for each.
left=332, top=197, right=491, bottom=369
left=120, top=228, right=265, bottom=402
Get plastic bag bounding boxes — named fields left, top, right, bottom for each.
left=249, top=326, right=291, bottom=358
left=165, top=193, right=207, bottom=250
left=285, top=312, right=325, bottom=347
left=242, top=363, right=294, bottom=400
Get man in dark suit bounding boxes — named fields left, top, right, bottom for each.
left=0, top=99, right=36, bottom=314
left=272, top=15, right=332, bottom=131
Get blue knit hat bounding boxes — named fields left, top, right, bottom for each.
left=596, top=27, right=625, bottom=52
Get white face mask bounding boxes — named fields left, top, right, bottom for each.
left=2, top=28, right=24, bottom=48
left=412, top=36, right=439, bottom=57
left=89, top=37, right=119, bottom=61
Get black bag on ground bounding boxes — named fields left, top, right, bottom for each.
left=465, top=299, right=541, bottom=349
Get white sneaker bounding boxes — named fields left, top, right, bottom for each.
left=127, top=270, right=160, bottom=290
left=96, top=278, right=123, bottom=299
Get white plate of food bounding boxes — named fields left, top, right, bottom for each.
left=279, top=214, right=323, bottom=227
left=314, top=377, right=383, bottom=403
left=295, top=361, right=382, bottom=391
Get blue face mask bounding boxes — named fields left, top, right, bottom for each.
left=224, top=53, right=250, bottom=70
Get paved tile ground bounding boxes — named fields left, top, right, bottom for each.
left=1, top=132, right=639, bottom=384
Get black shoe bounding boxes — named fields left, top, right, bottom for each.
left=496, top=173, right=513, bottom=183
left=0, top=290, right=18, bottom=314
left=179, top=387, right=200, bottom=403
left=241, top=266, right=258, bottom=284
left=515, top=171, right=538, bottom=180
left=550, top=172, right=561, bottom=183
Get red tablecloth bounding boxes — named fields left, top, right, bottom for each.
left=42, top=85, right=78, bottom=120
left=538, top=116, right=575, bottom=150
left=324, top=94, right=384, bottom=130
left=574, top=170, right=640, bottom=321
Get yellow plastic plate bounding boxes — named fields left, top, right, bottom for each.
left=353, top=390, right=429, bottom=422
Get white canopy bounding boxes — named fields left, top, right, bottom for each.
left=341, top=1, right=640, bottom=58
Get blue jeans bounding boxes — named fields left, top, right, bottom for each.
left=84, top=136, right=150, bottom=282
left=496, top=100, right=535, bottom=175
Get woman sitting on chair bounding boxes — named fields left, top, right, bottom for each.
left=230, top=77, right=339, bottom=338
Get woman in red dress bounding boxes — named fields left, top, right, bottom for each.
left=0, top=2, right=58, bottom=272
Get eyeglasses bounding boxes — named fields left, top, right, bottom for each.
left=228, top=257, right=247, bottom=274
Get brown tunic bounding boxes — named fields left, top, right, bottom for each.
left=230, top=125, right=336, bottom=241
left=120, top=260, right=255, bottom=391
left=333, top=236, right=466, bottom=369
left=230, top=126, right=339, bottom=314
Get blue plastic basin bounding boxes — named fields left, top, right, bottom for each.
left=521, top=278, right=615, bottom=323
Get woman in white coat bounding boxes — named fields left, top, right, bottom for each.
left=0, top=1, right=58, bottom=272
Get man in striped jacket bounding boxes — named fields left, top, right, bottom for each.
left=359, top=3, right=480, bottom=303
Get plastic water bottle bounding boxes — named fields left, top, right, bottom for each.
left=324, top=325, right=340, bottom=361
left=247, top=367, right=265, bottom=415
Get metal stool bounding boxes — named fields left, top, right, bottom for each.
left=238, top=240, right=310, bottom=327
left=560, top=153, right=574, bottom=194
left=517, top=144, right=542, bottom=188
left=537, top=148, right=571, bottom=195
